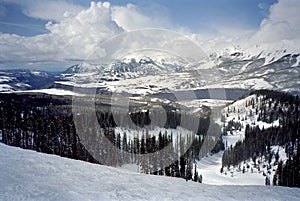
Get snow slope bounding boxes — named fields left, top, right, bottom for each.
left=197, top=152, right=265, bottom=185
left=15, top=88, right=84, bottom=96
left=197, top=149, right=287, bottom=187
left=0, top=84, right=14, bottom=92
left=218, top=94, right=279, bottom=148
left=207, top=93, right=287, bottom=185
left=0, top=143, right=299, bottom=201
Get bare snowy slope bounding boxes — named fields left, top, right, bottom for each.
left=0, top=143, right=299, bottom=201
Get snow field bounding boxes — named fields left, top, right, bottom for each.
left=1, top=143, right=299, bottom=201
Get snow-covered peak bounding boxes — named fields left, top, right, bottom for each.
left=121, top=51, right=189, bottom=67
left=207, top=38, right=300, bottom=66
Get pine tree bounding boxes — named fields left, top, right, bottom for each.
left=193, top=164, right=198, bottom=182
left=199, top=174, right=203, bottom=183
left=185, top=150, right=193, bottom=181
left=265, top=176, right=270, bottom=185
left=273, top=174, right=278, bottom=186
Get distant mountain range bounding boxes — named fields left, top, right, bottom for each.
left=0, top=51, right=299, bottom=95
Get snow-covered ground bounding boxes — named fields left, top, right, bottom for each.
left=197, top=152, right=265, bottom=185
left=177, top=99, right=231, bottom=113
left=292, top=55, right=300, bottom=67
left=219, top=78, right=274, bottom=90
left=197, top=147, right=288, bottom=187
left=0, top=143, right=299, bottom=201
left=209, top=93, right=287, bottom=185
left=3, top=88, right=85, bottom=96
left=0, top=84, right=14, bottom=92
left=217, top=94, right=280, bottom=148
left=24, top=88, right=85, bottom=96
left=58, top=71, right=207, bottom=95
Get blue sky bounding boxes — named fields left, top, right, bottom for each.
left=0, top=0, right=277, bottom=36
left=0, top=3, right=49, bottom=36
left=124, top=0, right=276, bottom=33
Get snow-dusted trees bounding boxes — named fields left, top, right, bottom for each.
left=222, top=90, right=300, bottom=187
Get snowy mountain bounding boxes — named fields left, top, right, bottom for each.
left=0, top=69, right=57, bottom=92
left=0, top=47, right=299, bottom=95
left=57, top=51, right=300, bottom=95
left=214, top=53, right=300, bottom=93
left=1, top=142, right=299, bottom=201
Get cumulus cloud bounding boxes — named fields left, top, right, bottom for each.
left=0, top=1, right=174, bottom=70
left=251, top=0, right=300, bottom=43
left=111, top=3, right=170, bottom=31
left=0, top=2, right=123, bottom=69
left=44, top=1, right=122, bottom=58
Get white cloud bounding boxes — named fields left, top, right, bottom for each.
left=198, top=0, right=300, bottom=56
left=111, top=4, right=153, bottom=30
left=0, top=1, right=176, bottom=70
left=111, top=3, right=170, bottom=31
left=251, top=0, right=300, bottom=43
left=0, top=1, right=123, bottom=70
left=44, top=1, right=122, bottom=58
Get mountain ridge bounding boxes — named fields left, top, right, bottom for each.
left=0, top=51, right=299, bottom=94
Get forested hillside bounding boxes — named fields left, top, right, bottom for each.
left=221, top=90, right=300, bottom=187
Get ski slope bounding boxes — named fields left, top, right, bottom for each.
left=0, top=143, right=299, bottom=201
left=196, top=152, right=265, bottom=185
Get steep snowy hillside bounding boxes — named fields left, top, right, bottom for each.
left=196, top=93, right=280, bottom=185
left=215, top=90, right=300, bottom=187
left=214, top=54, right=300, bottom=92
left=1, top=143, right=299, bottom=201
left=220, top=93, right=279, bottom=147
left=206, top=39, right=300, bottom=91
